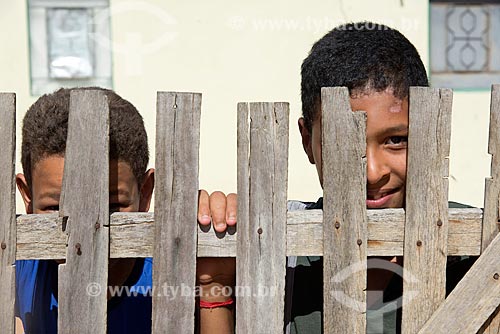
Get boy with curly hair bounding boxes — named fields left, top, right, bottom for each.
left=15, top=87, right=235, bottom=333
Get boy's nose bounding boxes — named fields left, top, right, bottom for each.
left=366, top=148, right=390, bottom=186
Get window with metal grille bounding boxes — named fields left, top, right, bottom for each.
left=430, top=0, right=500, bottom=89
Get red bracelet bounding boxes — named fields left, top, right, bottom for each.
left=199, top=298, right=234, bottom=309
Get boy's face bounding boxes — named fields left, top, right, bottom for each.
left=299, top=89, right=408, bottom=209
left=16, top=156, right=154, bottom=214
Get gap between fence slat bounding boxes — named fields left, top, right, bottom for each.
left=58, top=90, right=110, bottom=334
left=322, top=87, right=367, bottom=333
left=0, top=93, right=16, bottom=334
left=402, top=87, right=452, bottom=334
left=152, top=92, right=201, bottom=334
left=235, top=102, right=289, bottom=333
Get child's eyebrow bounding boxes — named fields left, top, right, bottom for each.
left=379, top=125, right=408, bottom=136
left=39, top=192, right=61, bottom=201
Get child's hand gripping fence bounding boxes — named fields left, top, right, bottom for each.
left=1, top=87, right=500, bottom=333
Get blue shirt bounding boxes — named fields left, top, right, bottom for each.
left=16, top=258, right=153, bottom=334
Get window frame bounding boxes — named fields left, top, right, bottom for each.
left=27, top=0, right=113, bottom=96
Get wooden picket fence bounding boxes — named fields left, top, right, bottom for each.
left=1, top=86, right=500, bottom=333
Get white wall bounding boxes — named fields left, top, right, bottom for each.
left=0, top=0, right=490, bottom=212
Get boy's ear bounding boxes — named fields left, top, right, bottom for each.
left=16, top=173, right=33, bottom=214
left=298, top=117, right=315, bottom=164
left=139, top=168, right=154, bottom=212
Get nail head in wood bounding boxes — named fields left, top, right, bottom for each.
left=257, top=227, right=263, bottom=235
left=175, top=237, right=181, bottom=246
left=75, top=243, right=82, bottom=256
left=416, top=240, right=422, bottom=247
left=437, top=219, right=443, bottom=227
left=1, top=242, right=6, bottom=250
left=494, top=273, right=499, bottom=280
left=357, top=239, right=362, bottom=246
left=334, top=221, right=340, bottom=229
left=95, top=222, right=100, bottom=230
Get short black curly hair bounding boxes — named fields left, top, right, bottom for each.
left=301, top=21, right=429, bottom=130
left=21, top=87, right=149, bottom=189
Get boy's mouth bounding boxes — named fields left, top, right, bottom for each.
left=366, top=189, right=399, bottom=208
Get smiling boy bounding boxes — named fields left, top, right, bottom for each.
left=300, top=90, right=408, bottom=209
left=283, top=22, right=424, bottom=334
left=284, top=22, right=475, bottom=334
left=14, top=87, right=235, bottom=334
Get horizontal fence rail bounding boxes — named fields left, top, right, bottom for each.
left=15, top=208, right=483, bottom=259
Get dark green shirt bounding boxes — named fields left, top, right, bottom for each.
left=285, top=199, right=476, bottom=334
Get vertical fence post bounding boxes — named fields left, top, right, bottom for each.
left=58, top=90, right=110, bottom=334
left=481, top=84, right=500, bottom=252
left=321, top=87, right=367, bottom=333
left=478, top=84, right=500, bottom=333
left=0, top=93, right=16, bottom=333
left=153, top=92, right=201, bottom=333
left=236, top=102, right=289, bottom=333
left=401, top=87, right=452, bottom=333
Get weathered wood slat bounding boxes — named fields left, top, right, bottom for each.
left=15, top=208, right=483, bottom=259
left=403, top=88, right=453, bottom=331
left=479, top=84, right=500, bottom=333
left=235, top=102, right=289, bottom=333
left=402, top=87, right=453, bottom=334
left=322, top=87, right=367, bottom=333
left=481, top=84, right=500, bottom=251
left=58, top=90, right=109, bottom=334
left=419, top=232, right=500, bottom=334
left=0, top=93, right=16, bottom=334
left=152, top=92, right=201, bottom=334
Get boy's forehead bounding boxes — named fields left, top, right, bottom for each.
left=388, top=99, right=403, bottom=113
left=32, top=156, right=65, bottom=180
left=32, top=156, right=138, bottom=191
left=312, top=90, right=408, bottom=121
left=350, top=91, right=407, bottom=111
left=31, top=156, right=65, bottom=199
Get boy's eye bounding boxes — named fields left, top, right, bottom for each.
left=44, top=206, right=59, bottom=212
left=387, top=136, right=408, bottom=146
